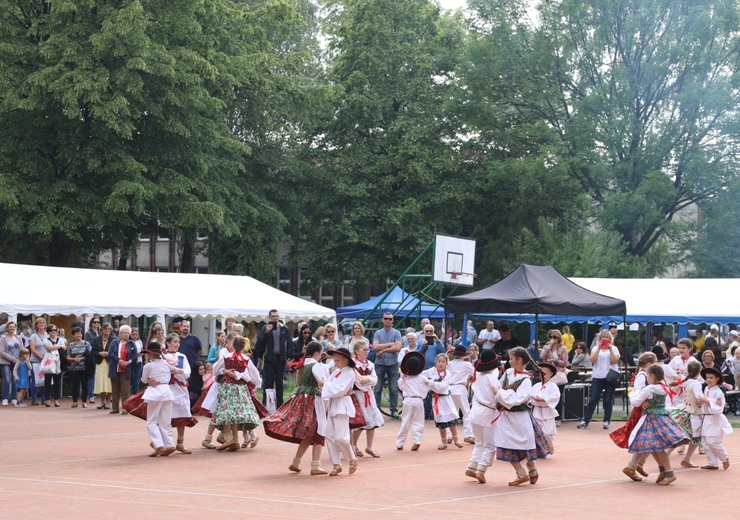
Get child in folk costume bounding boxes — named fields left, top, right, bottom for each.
left=396, top=351, right=427, bottom=451
left=423, top=353, right=464, bottom=449
left=627, top=364, right=688, bottom=485
left=664, top=360, right=703, bottom=468
left=697, top=366, right=732, bottom=470
left=263, top=341, right=329, bottom=475
left=194, top=332, right=236, bottom=449
left=529, top=362, right=560, bottom=454
left=448, top=345, right=475, bottom=444
left=667, top=338, right=696, bottom=456
left=163, top=333, right=198, bottom=454
left=321, top=347, right=359, bottom=476
left=465, top=350, right=502, bottom=484
left=611, top=351, right=657, bottom=481
left=140, top=343, right=176, bottom=457
left=241, top=347, right=266, bottom=450
left=212, top=336, right=260, bottom=452
left=494, top=347, right=552, bottom=486
left=351, top=339, right=384, bottom=459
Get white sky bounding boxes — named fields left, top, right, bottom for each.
left=439, top=0, right=468, bottom=10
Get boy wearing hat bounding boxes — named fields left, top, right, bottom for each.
left=465, top=349, right=502, bottom=483
left=448, top=345, right=475, bottom=443
left=321, top=347, right=359, bottom=476
left=140, top=342, right=176, bottom=457
left=697, top=366, right=732, bottom=470
left=396, top=351, right=428, bottom=451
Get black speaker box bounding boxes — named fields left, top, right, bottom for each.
left=562, top=384, right=585, bottom=421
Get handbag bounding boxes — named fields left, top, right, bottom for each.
left=39, top=352, right=60, bottom=375
left=605, top=368, right=621, bottom=386
left=551, top=370, right=568, bottom=386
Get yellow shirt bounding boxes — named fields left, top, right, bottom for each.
left=562, top=333, right=575, bottom=352
left=693, top=335, right=705, bottom=353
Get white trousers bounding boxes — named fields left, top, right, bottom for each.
left=451, top=393, right=472, bottom=438
left=326, top=413, right=355, bottom=465
left=702, top=435, right=728, bottom=467
left=396, top=400, right=424, bottom=447
left=469, top=423, right=496, bottom=468
left=146, top=400, right=174, bottom=449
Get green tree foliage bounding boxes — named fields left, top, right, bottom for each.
left=300, top=0, right=470, bottom=288
left=0, top=0, right=297, bottom=268
left=463, top=0, right=740, bottom=272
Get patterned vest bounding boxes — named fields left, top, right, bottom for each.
left=501, top=373, right=532, bottom=412
left=295, top=363, right=320, bottom=395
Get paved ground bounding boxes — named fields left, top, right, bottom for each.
left=0, top=402, right=737, bottom=519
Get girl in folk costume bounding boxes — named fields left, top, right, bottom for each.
left=140, top=343, right=176, bottom=457
left=194, top=331, right=236, bottom=449
left=241, top=346, right=267, bottom=450
left=396, top=351, right=427, bottom=451
left=321, top=347, right=359, bottom=476
left=162, top=334, right=198, bottom=454
left=350, top=339, right=384, bottom=459
left=212, top=336, right=260, bottom=452
left=667, top=338, right=695, bottom=456
left=465, top=350, right=502, bottom=484
left=529, top=362, right=560, bottom=454
left=423, top=353, right=464, bottom=449
left=697, top=366, right=732, bottom=470
left=611, top=351, right=657, bottom=481
left=263, top=341, right=329, bottom=475
left=448, top=345, right=475, bottom=444
left=664, top=360, right=704, bottom=467
left=494, top=347, right=552, bottom=486
left=627, top=364, right=688, bottom=485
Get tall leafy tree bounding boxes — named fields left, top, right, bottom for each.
left=0, top=0, right=297, bottom=267
left=301, top=0, right=469, bottom=288
left=462, top=0, right=740, bottom=271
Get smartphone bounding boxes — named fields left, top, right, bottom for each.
left=176, top=356, right=184, bottom=369
left=426, top=335, right=435, bottom=344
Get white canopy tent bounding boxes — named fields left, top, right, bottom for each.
left=0, top=263, right=335, bottom=323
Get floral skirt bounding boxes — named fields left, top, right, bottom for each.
left=263, top=393, right=324, bottom=445
left=668, top=409, right=701, bottom=446
left=212, top=383, right=259, bottom=430
left=628, top=413, right=689, bottom=453
left=496, top=413, right=553, bottom=463
left=248, top=382, right=269, bottom=419
left=610, top=407, right=642, bottom=449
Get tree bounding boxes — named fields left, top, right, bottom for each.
left=300, top=0, right=470, bottom=289
left=0, top=0, right=299, bottom=267
left=462, top=0, right=740, bottom=271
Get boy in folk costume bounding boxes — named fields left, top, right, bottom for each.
left=396, top=351, right=427, bottom=451
left=697, top=366, right=732, bottom=470
left=665, top=360, right=704, bottom=468
left=465, top=349, right=502, bottom=484
left=448, top=345, right=475, bottom=444
left=140, top=343, right=176, bottom=457
left=321, top=347, right=359, bottom=476
left=529, top=362, right=560, bottom=454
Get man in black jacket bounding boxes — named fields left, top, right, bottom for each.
left=254, top=309, right=293, bottom=408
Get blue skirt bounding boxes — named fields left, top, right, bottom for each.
left=496, top=413, right=553, bottom=463
left=628, top=413, right=689, bottom=453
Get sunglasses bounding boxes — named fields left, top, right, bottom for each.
left=383, top=317, right=393, bottom=321
left=49, top=328, right=58, bottom=332
left=303, top=331, right=312, bottom=334
left=91, top=321, right=100, bottom=324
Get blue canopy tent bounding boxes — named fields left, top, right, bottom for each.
left=337, top=286, right=446, bottom=320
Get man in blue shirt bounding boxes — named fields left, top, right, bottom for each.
left=373, top=312, right=402, bottom=419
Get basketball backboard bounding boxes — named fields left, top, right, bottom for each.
left=433, top=234, right=476, bottom=286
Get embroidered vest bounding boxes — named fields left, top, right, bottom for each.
left=644, top=393, right=669, bottom=415
left=501, top=373, right=532, bottom=412
left=294, top=363, right=320, bottom=395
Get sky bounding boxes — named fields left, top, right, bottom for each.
left=439, top=0, right=468, bottom=10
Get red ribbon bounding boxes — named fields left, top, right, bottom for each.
left=659, top=382, right=676, bottom=404
left=514, top=370, right=531, bottom=377
left=364, top=390, right=371, bottom=407
left=432, top=393, right=440, bottom=415
left=334, top=370, right=341, bottom=378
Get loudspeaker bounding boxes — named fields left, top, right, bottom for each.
left=563, top=384, right=585, bottom=421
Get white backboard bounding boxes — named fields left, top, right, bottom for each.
left=433, top=234, right=476, bottom=286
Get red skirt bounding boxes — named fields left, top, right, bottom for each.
left=248, top=382, right=269, bottom=419
left=609, top=407, right=643, bottom=449
left=123, top=389, right=147, bottom=421
left=349, top=394, right=367, bottom=430
left=172, top=416, right=198, bottom=428
left=263, top=393, right=324, bottom=445
left=191, top=379, right=214, bottom=418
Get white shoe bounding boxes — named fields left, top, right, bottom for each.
left=11, top=399, right=17, bottom=405
left=1, top=399, right=7, bottom=406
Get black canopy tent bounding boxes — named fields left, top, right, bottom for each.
left=445, top=264, right=627, bottom=347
